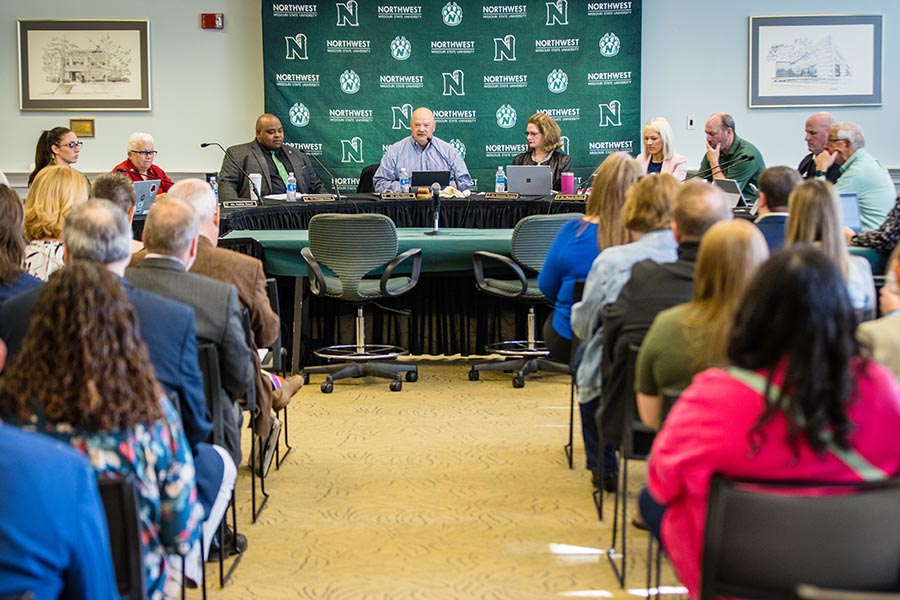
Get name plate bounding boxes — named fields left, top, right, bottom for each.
left=221, top=200, right=258, bottom=209
left=553, top=193, right=588, bottom=201
left=302, top=194, right=336, bottom=203
left=380, top=192, right=416, bottom=200
left=484, top=192, right=519, bottom=200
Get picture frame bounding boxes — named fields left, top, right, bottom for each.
left=18, top=19, right=151, bottom=111
left=748, top=15, right=882, bottom=108
left=69, top=118, right=95, bottom=138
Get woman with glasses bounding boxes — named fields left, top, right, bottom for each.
left=112, top=132, right=173, bottom=192
left=512, top=113, right=572, bottom=192
left=27, top=127, right=83, bottom=186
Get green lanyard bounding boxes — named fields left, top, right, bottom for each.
left=723, top=366, right=890, bottom=482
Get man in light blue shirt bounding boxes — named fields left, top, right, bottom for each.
left=815, top=121, right=895, bottom=231
left=374, top=106, right=472, bottom=193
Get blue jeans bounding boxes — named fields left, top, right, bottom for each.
left=579, top=396, right=618, bottom=475
left=639, top=487, right=667, bottom=545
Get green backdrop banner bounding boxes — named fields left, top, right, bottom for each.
left=263, top=1, right=641, bottom=192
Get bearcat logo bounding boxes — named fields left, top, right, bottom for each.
left=335, top=0, right=359, bottom=26
left=449, top=138, right=466, bottom=160
left=547, top=69, right=568, bottom=93
left=442, top=2, right=463, bottom=26
left=339, top=69, right=361, bottom=94
left=493, top=34, right=516, bottom=61
left=599, top=32, right=621, bottom=57
left=289, top=103, right=310, bottom=127
left=496, top=104, right=517, bottom=128
left=285, top=34, right=308, bottom=60
left=391, top=36, right=411, bottom=60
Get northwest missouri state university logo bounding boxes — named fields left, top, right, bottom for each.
left=449, top=138, right=466, bottom=160
left=339, top=69, right=361, bottom=94
left=547, top=69, right=568, bottom=93
left=496, top=104, right=517, bottom=128
left=442, top=2, right=463, bottom=26
left=289, top=102, right=310, bottom=127
left=599, top=32, right=621, bottom=57
left=341, top=137, right=364, bottom=162
left=335, top=0, right=359, bottom=26
left=392, top=104, right=413, bottom=129
left=390, top=36, right=411, bottom=60
left=442, top=70, right=465, bottom=95
left=546, top=0, right=568, bottom=25
left=285, top=34, right=308, bottom=60
left=599, top=100, right=622, bottom=127
left=493, top=35, right=516, bottom=61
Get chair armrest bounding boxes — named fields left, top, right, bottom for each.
left=300, top=246, right=329, bottom=296
left=381, top=247, right=422, bottom=297
left=472, top=251, right=527, bottom=298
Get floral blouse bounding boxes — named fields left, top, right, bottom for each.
left=23, top=240, right=65, bottom=282
left=26, top=398, right=203, bottom=600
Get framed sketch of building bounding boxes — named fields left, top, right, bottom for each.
left=749, top=15, right=882, bottom=107
left=18, top=20, right=150, bottom=111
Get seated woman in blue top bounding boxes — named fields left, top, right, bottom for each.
left=512, top=112, right=573, bottom=192
left=0, top=185, right=42, bottom=303
left=538, top=151, right=643, bottom=363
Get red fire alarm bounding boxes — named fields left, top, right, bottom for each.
left=201, top=13, right=224, bottom=30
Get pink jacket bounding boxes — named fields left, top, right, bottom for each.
left=647, top=360, right=900, bottom=598
left=636, top=152, right=688, bottom=181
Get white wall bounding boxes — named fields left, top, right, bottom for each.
left=2, top=0, right=896, bottom=179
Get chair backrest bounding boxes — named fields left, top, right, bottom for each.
left=701, top=475, right=900, bottom=600
left=307, top=213, right=399, bottom=299
left=356, top=163, right=380, bottom=193
left=263, top=278, right=286, bottom=374
left=197, top=343, right=224, bottom=446
left=510, top=213, right=582, bottom=272
left=238, top=309, right=258, bottom=414
left=622, top=344, right=655, bottom=459
left=97, top=476, right=146, bottom=600
left=218, top=236, right=266, bottom=263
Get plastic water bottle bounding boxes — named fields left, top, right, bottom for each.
left=399, top=167, right=410, bottom=193
left=495, top=166, right=507, bottom=193
left=209, top=176, right=218, bottom=199
left=286, top=171, right=297, bottom=201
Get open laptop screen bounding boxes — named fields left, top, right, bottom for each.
left=133, top=180, right=161, bottom=216
left=410, top=170, right=450, bottom=189
left=507, top=165, right=552, bottom=196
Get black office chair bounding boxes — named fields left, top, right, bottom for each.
left=97, top=476, right=146, bottom=600
left=356, top=163, right=380, bottom=193
left=702, top=475, right=900, bottom=600
left=468, top=213, right=582, bottom=387
left=300, top=213, right=422, bottom=393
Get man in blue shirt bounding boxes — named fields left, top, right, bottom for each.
left=373, top=106, right=472, bottom=193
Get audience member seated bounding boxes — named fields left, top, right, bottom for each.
left=512, top=112, right=573, bottom=192
left=815, top=121, right=894, bottom=231
left=699, top=113, right=765, bottom=203
left=845, top=194, right=900, bottom=254
left=857, top=243, right=900, bottom=379
left=798, top=112, right=840, bottom=182
left=0, top=185, right=42, bottom=302
left=636, top=117, right=687, bottom=181
left=599, top=181, right=731, bottom=454
left=570, top=172, right=678, bottom=490
left=23, top=165, right=89, bottom=281
left=112, top=132, right=174, bottom=192
left=27, top=126, right=83, bottom=186
left=92, top=172, right=144, bottom=253
left=753, top=166, right=801, bottom=252
left=786, top=180, right=875, bottom=314
left=635, top=220, right=768, bottom=429
left=0, top=262, right=206, bottom=598
left=640, top=247, right=900, bottom=598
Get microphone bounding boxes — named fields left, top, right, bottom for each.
left=201, top=142, right=261, bottom=203
left=116, top=168, right=174, bottom=186
left=687, top=154, right=753, bottom=181
left=424, top=182, right=444, bottom=236
left=295, top=147, right=343, bottom=200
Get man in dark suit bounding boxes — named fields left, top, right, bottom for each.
left=798, top=112, right=840, bottom=183
left=218, top=113, right=325, bottom=199
left=125, top=197, right=254, bottom=468
left=754, top=166, right=801, bottom=252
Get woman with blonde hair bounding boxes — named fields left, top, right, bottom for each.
left=636, top=117, right=688, bottom=181
left=636, top=219, right=769, bottom=429
left=23, top=165, right=88, bottom=281
left=786, top=179, right=875, bottom=314
left=512, top=112, right=573, bottom=191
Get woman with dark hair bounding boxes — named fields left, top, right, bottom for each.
left=0, top=262, right=203, bottom=599
left=27, top=127, right=82, bottom=185
left=0, top=185, right=42, bottom=301
left=512, top=112, right=573, bottom=191
left=639, top=247, right=900, bottom=598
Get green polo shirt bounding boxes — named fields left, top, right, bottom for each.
left=698, top=134, right=766, bottom=203
left=834, top=148, right=896, bottom=231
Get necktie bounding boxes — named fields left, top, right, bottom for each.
left=271, top=151, right=290, bottom=185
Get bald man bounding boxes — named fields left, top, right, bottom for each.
left=373, top=106, right=472, bottom=193
left=218, top=113, right=325, bottom=200
left=798, top=112, right=840, bottom=183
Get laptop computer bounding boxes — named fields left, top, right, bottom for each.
left=713, top=178, right=746, bottom=208
left=133, top=180, right=161, bottom=216
left=840, top=193, right=862, bottom=232
left=507, top=165, right=552, bottom=196
left=410, top=170, right=450, bottom=189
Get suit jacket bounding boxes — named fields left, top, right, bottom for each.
left=754, top=213, right=788, bottom=252
left=858, top=314, right=900, bottom=381
left=636, top=152, right=688, bottom=182
left=125, top=256, right=254, bottom=465
left=798, top=152, right=841, bottom=183
left=218, top=140, right=325, bottom=199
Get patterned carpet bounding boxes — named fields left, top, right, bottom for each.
left=209, top=360, right=681, bottom=599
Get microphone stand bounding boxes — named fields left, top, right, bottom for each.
left=426, top=136, right=457, bottom=190
left=116, top=168, right=175, bottom=187
left=424, top=182, right=444, bottom=236
left=200, top=142, right=262, bottom=204
left=301, top=149, right=343, bottom=200
left=686, top=154, right=753, bottom=181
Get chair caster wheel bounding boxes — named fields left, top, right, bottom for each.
left=390, top=380, right=403, bottom=392
left=405, top=370, right=418, bottom=383
left=302, top=373, right=310, bottom=385
left=512, top=375, right=525, bottom=388
left=468, top=369, right=479, bottom=381
left=321, top=380, right=333, bottom=394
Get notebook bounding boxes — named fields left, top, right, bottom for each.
left=507, top=165, right=552, bottom=196
left=133, top=180, right=161, bottom=216
left=410, top=170, right=450, bottom=189
left=840, top=193, right=862, bottom=232
left=713, top=178, right=746, bottom=208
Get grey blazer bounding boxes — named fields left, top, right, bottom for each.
left=218, top=140, right=326, bottom=199
left=125, top=256, right=254, bottom=464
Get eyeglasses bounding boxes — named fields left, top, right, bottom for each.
left=56, top=141, right=83, bottom=149
left=826, top=137, right=847, bottom=144
left=129, top=149, right=158, bottom=156
left=525, top=131, right=541, bottom=137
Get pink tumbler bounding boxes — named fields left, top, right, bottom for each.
left=560, top=172, right=575, bottom=194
